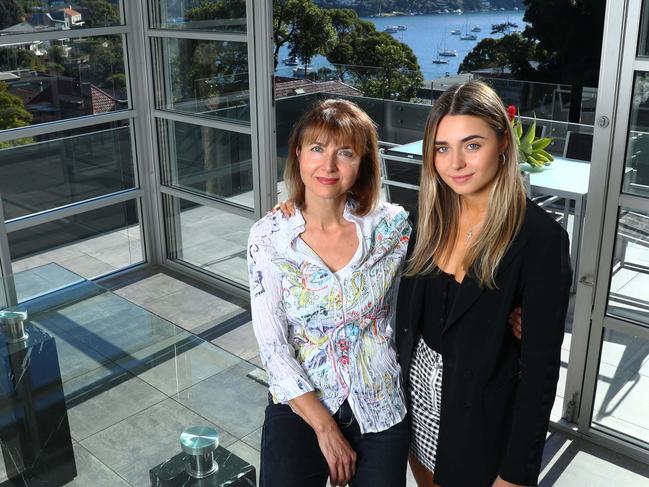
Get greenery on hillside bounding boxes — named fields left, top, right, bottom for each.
left=274, top=1, right=423, bottom=101
left=315, top=1, right=521, bottom=15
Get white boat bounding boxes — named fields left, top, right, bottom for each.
left=384, top=25, right=398, bottom=33
left=283, top=56, right=298, bottom=66
left=471, top=25, right=481, bottom=32
left=460, top=33, right=477, bottom=41
left=432, top=57, right=448, bottom=64
left=450, top=29, right=461, bottom=35
left=292, top=65, right=313, bottom=77
left=438, top=48, right=457, bottom=57
left=397, top=25, right=407, bottom=31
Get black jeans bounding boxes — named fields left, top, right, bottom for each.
left=259, top=399, right=409, bottom=487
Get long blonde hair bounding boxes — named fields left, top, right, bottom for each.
left=406, top=80, right=526, bottom=288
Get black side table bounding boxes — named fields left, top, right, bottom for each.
left=150, top=446, right=256, bottom=486
left=0, top=315, right=76, bottom=486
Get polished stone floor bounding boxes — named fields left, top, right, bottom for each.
left=3, top=254, right=649, bottom=485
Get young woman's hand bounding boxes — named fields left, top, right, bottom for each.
left=271, top=199, right=296, bottom=217
left=316, top=424, right=357, bottom=486
left=508, top=307, right=522, bottom=340
left=492, top=475, right=524, bottom=487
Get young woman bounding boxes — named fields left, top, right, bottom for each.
left=396, top=80, right=572, bottom=487
left=247, top=99, right=411, bottom=487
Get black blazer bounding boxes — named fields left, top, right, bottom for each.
left=396, top=200, right=572, bottom=487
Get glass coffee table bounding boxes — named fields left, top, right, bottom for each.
left=0, top=264, right=264, bottom=486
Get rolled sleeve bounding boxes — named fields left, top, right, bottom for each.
left=247, top=231, right=315, bottom=403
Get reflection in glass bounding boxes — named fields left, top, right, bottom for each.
left=153, top=38, right=249, bottom=122
left=593, top=329, right=649, bottom=446
left=149, top=0, right=246, bottom=32
left=0, top=1, right=123, bottom=33
left=608, top=207, right=649, bottom=326
left=163, top=195, right=252, bottom=287
left=9, top=200, right=143, bottom=279
left=623, top=73, right=649, bottom=196
left=158, top=119, right=252, bottom=204
left=0, top=122, right=135, bottom=220
left=0, top=36, right=128, bottom=128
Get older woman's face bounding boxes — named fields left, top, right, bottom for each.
left=297, top=137, right=361, bottom=204
left=433, top=114, right=506, bottom=201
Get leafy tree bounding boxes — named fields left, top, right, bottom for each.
left=0, top=81, right=33, bottom=148
left=273, top=0, right=335, bottom=70
left=325, top=8, right=423, bottom=101
left=0, top=47, right=38, bottom=70
left=0, top=0, right=24, bottom=30
left=76, top=0, right=120, bottom=28
left=288, top=2, right=336, bottom=77
left=459, top=33, right=543, bottom=79
left=523, top=0, right=605, bottom=121
left=185, top=0, right=246, bottom=26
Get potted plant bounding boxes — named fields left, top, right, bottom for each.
left=507, top=105, right=554, bottom=194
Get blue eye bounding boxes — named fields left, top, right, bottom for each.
left=436, top=146, right=448, bottom=154
left=338, top=150, right=354, bottom=158
left=467, top=143, right=480, bottom=151
left=310, top=145, right=324, bottom=153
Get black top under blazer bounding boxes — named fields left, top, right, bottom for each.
left=396, top=200, right=572, bottom=487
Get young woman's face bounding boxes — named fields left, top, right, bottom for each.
left=433, top=114, right=506, bottom=201
left=297, top=137, right=361, bottom=203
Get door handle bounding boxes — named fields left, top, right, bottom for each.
left=579, top=275, right=594, bottom=287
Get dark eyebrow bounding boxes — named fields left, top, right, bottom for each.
left=435, top=134, right=487, bottom=145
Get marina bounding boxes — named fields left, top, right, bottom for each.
left=274, top=10, right=526, bottom=80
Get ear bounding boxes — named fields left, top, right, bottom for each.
left=500, top=136, right=509, bottom=153
left=295, top=146, right=301, bottom=158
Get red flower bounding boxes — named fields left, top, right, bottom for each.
left=507, top=105, right=517, bottom=122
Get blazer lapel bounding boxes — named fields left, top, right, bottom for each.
left=443, top=229, right=530, bottom=334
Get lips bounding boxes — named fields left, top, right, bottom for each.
left=451, top=174, right=473, bottom=184
left=316, top=177, right=339, bottom=185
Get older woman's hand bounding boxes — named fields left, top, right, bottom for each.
left=316, top=424, right=357, bottom=486
left=508, top=307, right=522, bottom=340
left=271, top=199, right=296, bottom=217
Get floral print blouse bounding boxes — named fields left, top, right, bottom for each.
left=247, top=201, right=411, bottom=433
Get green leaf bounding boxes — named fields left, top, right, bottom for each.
left=521, top=119, right=536, bottom=146
left=532, top=137, right=552, bottom=151
left=537, top=149, right=554, bottom=162
left=515, top=121, right=523, bottom=139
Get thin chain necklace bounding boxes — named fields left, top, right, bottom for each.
left=465, top=226, right=475, bottom=243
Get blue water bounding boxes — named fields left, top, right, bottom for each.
left=275, top=10, right=527, bottom=81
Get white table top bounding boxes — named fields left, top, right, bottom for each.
left=386, top=139, right=590, bottom=199
left=522, top=158, right=590, bottom=198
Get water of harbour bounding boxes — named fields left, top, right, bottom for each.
left=275, top=10, right=527, bottom=82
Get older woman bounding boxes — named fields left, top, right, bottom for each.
left=248, top=99, right=411, bottom=487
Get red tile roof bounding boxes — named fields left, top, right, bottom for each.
left=274, top=78, right=361, bottom=99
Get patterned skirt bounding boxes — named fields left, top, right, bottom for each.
left=407, top=337, right=443, bottom=474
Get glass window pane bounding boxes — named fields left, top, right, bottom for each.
left=149, top=0, right=246, bottom=33
left=0, top=121, right=135, bottom=220
left=163, top=195, right=252, bottom=287
left=158, top=119, right=252, bottom=206
left=0, top=1, right=124, bottom=33
left=623, top=73, right=649, bottom=197
left=153, top=37, right=250, bottom=123
left=593, top=328, right=649, bottom=446
left=10, top=200, right=143, bottom=279
left=0, top=36, right=128, bottom=127
left=607, top=206, right=649, bottom=326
